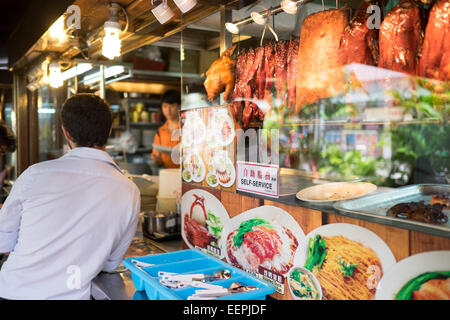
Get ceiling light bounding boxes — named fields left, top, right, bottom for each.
left=152, top=0, right=175, bottom=24
left=281, top=0, right=298, bottom=14
left=102, top=3, right=123, bottom=60
left=173, top=0, right=197, bottom=13
left=49, top=61, right=63, bottom=88
left=102, top=22, right=122, bottom=60
left=49, top=16, right=67, bottom=43
left=225, top=1, right=310, bottom=35
left=225, top=22, right=239, bottom=34
left=251, top=12, right=267, bottom=25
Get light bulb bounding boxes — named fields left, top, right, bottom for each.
left=49, top=61, right=63, bottom=88
left=102, top=21, right=122, bottom=60
left=49, top=16, right=66, bottom=43
left=173, top=0, right=197, bottom=13
left=281, top=0, right=298, bottom=14
left=225, top=22, right=239, bottom=34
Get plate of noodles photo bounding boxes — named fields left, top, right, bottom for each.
left=375, top=250, right=450, bottom=300
left=296, top=182, right=377, bottom=203
left=296, top=223, right=396, bottom=300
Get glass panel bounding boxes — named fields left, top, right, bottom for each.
left=180, top=0, right=450, bottom=190
left=37, top=86, right=61, bottom=162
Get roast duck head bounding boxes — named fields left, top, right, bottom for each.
left=184, top=194, right=215, bottom=248
left=203, top=45, right=237, bottom=102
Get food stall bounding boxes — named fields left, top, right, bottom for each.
left=178, top=0, right=450, bottom=301
left=5, top=0, right=450, bottom=301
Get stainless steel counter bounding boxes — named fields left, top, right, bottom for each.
left=92, top=236, right=182, bottom=300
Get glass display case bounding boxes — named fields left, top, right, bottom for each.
left=179, top=0, right=450, bottom=300
left=180, top=0, right=449, bottom=202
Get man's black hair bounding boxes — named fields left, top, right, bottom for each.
left=61, top=93, right=112, bottom=148
left=0, top=121, right=16, bottom=153
left=161, top=90, right=181, bottom=105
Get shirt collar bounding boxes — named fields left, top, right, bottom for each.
left=62, top=147, right=123, bottom=173
left=159, top=121, right=180, bottom=131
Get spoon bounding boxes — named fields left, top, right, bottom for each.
left=228, top=281, right=258, bottom=293
left=194, top=269, right=232, bottom=282
left=189, top=281, right=259, bottom=299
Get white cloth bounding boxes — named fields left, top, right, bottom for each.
left=0, top=147, right=140, bottom=300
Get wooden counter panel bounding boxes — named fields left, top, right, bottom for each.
left=263, top=200, right=323, bottom=235
left=241, top=194, right=262, bottom=214
left=220, top=191, right=243, bottom=218
left=410, top=231, right=450, bottom=255
left=220, top=191, right=262, bottom=218
left=325, top=213, right=410, bottom=262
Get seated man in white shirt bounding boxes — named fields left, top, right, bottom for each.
left=0, top=93, right=140, bottom=300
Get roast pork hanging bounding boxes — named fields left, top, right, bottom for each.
left=296, top=9, right=348, bottom=111
left=418, top=0, right=450, bottom=81
left=339, top=0, right=379, bottom=66
left=378, top=0, right=424, bottom=75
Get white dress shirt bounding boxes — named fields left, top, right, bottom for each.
left=0, top=147, right=140, bottom=300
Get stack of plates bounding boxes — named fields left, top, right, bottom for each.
left=129, top=174, right=159, bottom=212
left=141, top=195, right=157, bottom=212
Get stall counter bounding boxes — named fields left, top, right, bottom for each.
left=92, top=235, right=182, bottom=300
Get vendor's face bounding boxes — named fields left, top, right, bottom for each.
left=162, top=102, right=180, bottom=121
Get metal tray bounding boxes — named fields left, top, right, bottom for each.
left=333, top=184, right=450, bottom=235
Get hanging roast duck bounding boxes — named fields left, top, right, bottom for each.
left=203, top=45, right=237, bottom=102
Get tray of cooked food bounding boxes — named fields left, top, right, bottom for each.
left=296, top=182, right=378, bottom=203
left=333, top=184, right=450, bottom=231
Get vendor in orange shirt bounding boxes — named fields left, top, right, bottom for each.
left=151, top=90, right=181, bottom=169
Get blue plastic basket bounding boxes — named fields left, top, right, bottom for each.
left=123, top=249, right=276, bottom=300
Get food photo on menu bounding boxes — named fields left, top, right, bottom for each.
left=181, top=189, right=230, bottom=257
left=222, top=206, right=305, bottom=281
left=292, top=223, right=396, bottom=300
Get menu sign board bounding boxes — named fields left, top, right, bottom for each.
left=236, top=161, right=279, bottom=198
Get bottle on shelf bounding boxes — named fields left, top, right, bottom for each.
left=131, top=102, right=143, bottom=123
left=141, top=106, right=150, bottom=123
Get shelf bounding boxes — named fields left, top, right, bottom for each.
left=121, top=97, right=161, bottom=105
left=131, top=69, right=202, bottom=81
left=136, top=147, right=153, bottom=153
left=130, top=122, right=163, bottom=129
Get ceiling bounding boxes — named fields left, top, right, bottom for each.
left=0, top=0, right=32, bottom=70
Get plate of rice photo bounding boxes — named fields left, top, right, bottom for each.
left=222, top=206, right=306, bottom=277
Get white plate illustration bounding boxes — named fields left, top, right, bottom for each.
left=181, top=189, right=231, bottom=259
left=297, top=223, right=396, bottom=300
left=191, top=114, right=206, bottom=145
left=221, top=205, right=306, bottom=277
left=206, top=172, right=219, bottom=188
left=207, top=110, right=235, bottom=147
left=182, top=169, right=193, bottom=183
left=185, top=152, right=205, bottom=183
left=375, top=250, right=450, bottom=300
left=212, top=152, right=235, bottom=188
